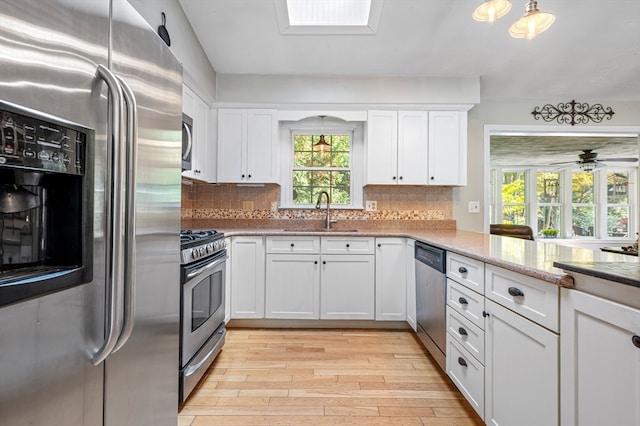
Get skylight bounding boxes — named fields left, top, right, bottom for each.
left=275, top=0, right=383, bottom=35
left=286, top=0, right=372, bottom=26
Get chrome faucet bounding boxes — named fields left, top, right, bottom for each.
left=315, top=190, right=336, bottom=229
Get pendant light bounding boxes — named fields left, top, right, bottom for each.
left=472, top=0, right=512, bottom=23
left=509, top=0, right=555, bottom=40
left=313, top=115, right=331, bottom=152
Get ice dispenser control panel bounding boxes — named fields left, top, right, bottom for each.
left=0, top=101, right=86, bottom=175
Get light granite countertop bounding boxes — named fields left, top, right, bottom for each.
left=213, top=227, right=640, bottom=288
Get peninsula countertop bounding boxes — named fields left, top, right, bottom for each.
left=207, top=226, right=640, bottom=288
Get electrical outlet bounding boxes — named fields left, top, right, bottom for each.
left=242, top=201, right=254, bottom=211
left=365, top=200, right=377, bottom=212
left=468, top=201, right=480, bottom=213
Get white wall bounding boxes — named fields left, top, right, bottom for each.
left=456, top=100, right=640, bottom=232
left=126, top=0, right=216, bottom=102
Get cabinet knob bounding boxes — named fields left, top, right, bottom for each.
left=377, top=243, right=382, bottom=247
left=241, top=174, right=245, bottom=178
left=290, top=243, right=295, bottom=247
left=508, top=287, right=525, bottom=297
left=314, top=261, right=318, bottom=265
left=458, top=327, right=468, bottom=336
left=399, top=176, right=403, bottom=180
left=457, top=357, right=468, bottom=367
left=632, top=335, right=640, bottom=348
left=482, top=311, right=490, bottom=318
left=248, top=174, right=252, bottom=178
left=458, top=266, right=468, bottom=274
left=346, top=244, right=350, bottom=248
left=322, top=261, right=326, bottom=265
left=458, top=297, right=468, bottom=305
left=430, top=176, right=435, bottom=180
left=392, top=176, right=397, bottom=180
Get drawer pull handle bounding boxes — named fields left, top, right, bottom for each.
left=458, top=357, right=468, bottom=367
left=508, top=287, right=525, bottom=297
left=458, top=297, right=468, bottom=305
left=482, top=311, right=490, bottom=318
left=458, top=327, right=468, bottom=336
left=633, top=335, right=640, bottom=348
left=458, top=266, right=468, bottom=274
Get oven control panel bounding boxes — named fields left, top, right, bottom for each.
left=0, top=100, right=89, bottom=175
left=181, top=238, right=228, bottom=264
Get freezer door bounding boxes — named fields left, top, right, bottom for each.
left=0, top=0, right=109, bottom=425
left=103, top=1, right=182, bottom=425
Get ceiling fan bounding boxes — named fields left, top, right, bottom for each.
left=550, top=149, right=638, bottom=171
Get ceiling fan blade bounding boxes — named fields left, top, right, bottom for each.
left=549, top=160, right=579, bottom=165
left=597, top=157, right=638, bottom=162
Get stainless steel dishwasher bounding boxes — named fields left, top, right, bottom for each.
left=415, top=241, right=447, bottom=370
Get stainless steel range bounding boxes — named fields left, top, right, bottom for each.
left=179, top=229, right=227, bottom=403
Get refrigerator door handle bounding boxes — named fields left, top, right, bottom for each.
left=112, top=75, right=138, bottom=354
left=93, top=64, right=127, bottom=366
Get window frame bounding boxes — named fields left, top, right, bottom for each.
left=279, top=118, right=364, bottom=209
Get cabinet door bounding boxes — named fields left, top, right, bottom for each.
left=321, top=255, right=375, bottom=319
left=428, top=111, right=467, bottom=186
left=182, top=85, right=214, bottom=182
left=246, top=109, right=278, bottom=183
left=397, top=111, right=429, bottom=184
left=230, top=236, right=265, bottom=318
left=366, top=110, right=398, bottom=184
left=485, top=299, right=558, bottom=426
left=375, top=238, right=407, bottom=321
left=406, top=239, right=417, bottom=331
left=560, top=288, right=640, bottom=426
left=265, top=254, right=320, bottom=319
left=217, top=108, right=246, bottom=183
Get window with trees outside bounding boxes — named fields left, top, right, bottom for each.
left=492, top=167, right=636, bottom=240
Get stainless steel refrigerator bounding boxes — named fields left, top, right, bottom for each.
left=0, top=0, right=182, bottom=424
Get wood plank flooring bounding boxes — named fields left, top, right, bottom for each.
left=179, top=328, right=483, bottom=426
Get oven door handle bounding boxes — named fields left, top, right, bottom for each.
left=186, top=255, right=228, bottom=280
left=93, top=64, right=126, bottom=366
left=112, top=75, right=138, bottom=354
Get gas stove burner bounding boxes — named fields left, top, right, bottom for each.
left=180, top=229, right=226, bottom=264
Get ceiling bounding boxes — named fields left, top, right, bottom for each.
left=490, top=135, right=639, bottom=167
left=178, top=0, right=640, bottom=102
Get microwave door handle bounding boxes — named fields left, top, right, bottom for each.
left=182, top=121, right=192, bottom=161
left=112, top=76, right=137, bottom=354
left=93, top=65, right=126, bottom=366
left=186, top=255, right=229, bottom=280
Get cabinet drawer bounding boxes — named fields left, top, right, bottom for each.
left=266, top=236, right=320, bottom=254
left=447, top=278, right=485, bottom=330
left=321, top=237, right=375, bottom=254
left=446, top=335, right=485, bottom=420
left=485, top=265, right=559, bottom=332
left=446, top=306, right=484, bottom=364
left=447, top=253, right=484, bottom=294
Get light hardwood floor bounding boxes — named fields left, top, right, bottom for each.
left=179, top=328, right=483, bottom=426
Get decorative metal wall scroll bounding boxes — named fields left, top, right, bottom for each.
left=531, top=100, right=615, bottom=126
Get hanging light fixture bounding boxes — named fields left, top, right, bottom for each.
left=579, top=162, right=597, bottom=172
left=508, top=0, right=555, bottom=40
left=472, top=0, right=512, bottom=23
left=313, top=115, right=331, bottom=152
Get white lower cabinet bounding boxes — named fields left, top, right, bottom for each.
left=321, top=254, right=375, bottom=320
left=484, top=299, right=558, bottom=426
left=375, top=238, right=407, bottom=321
left=560, top=288, right=640, bottom=426
left=265, top=254, right=320, bottom=319
left=447, top=334, right=485, bottom=419
left=230, top=236, right=265, bottom=319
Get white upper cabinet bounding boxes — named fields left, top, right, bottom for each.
left=367, top=110, right=467, bottom=186
left=182, top=84, right=215, bottom=182
left=427, top=111, right=467, bottom=186
left=217, top=108, right=278, bottom=183
left=366, top=110, right=429, bottom=185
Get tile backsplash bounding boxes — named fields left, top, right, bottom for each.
left=181, top=183, right=454, bottom=225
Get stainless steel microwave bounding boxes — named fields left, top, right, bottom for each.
left=181, top=113, right=193, bottom=171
